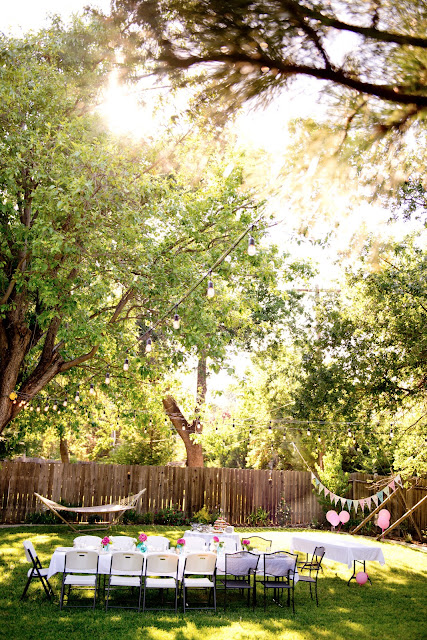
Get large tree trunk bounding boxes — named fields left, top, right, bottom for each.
left=162, top=395, right=204, bottom=467
left=59, top=437, right=70, bottom=464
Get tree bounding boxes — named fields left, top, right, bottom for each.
left=0, top=20, right=275, bottom=446
left=115, top=0, right=427, bottom=133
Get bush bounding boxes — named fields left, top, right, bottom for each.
left=191, top=505, right=219, bottom=524
left=276, top=496, right=292, bottom=526
left=25, top=510, right=59, bottom=525
left=154, top=504, right=188, bottom=526
left=247, top=507, right=270, bottom=526
left=87, top=514, right=102, bottom=524
left=122, top=510, right=154, bottom=525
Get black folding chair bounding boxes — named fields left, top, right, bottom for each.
left=298, top=546, right=325, bottom=606
left=217, top=551, right=259, bottom=610
left=260, top=551, right=297, bottom=613
left=21, top=540, right=54, bottom=600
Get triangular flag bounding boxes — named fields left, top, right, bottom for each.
left=318, top=483, right=324, bottom=495
left=353, top=500, right=359, bottom=512
left=340, top=497, right=346, bottom=507
left=366, top=497, right=372, bottom=510
left=389, top=480, right=396, bottom=492
left=347, top=499, right=353, bottom=510
left=334, top=495, right=340, bottom=505
left=395, top=475, right=402, bottom=486
left=372, top=494, right=379, bottom=507
left=383, top=486, right=390, bottom=497
left=324, top=489, right=330, bottom=497
left=359, top=499, right=365, bottom=510
left=377, top=490, right=384, bottom=503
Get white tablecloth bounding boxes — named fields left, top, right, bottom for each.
left=290, top=533, right=385, bottom=569
left=183, top=530, right=241, bottom=550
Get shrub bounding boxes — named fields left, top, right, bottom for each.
left=122, top=510, right=154, bottom=525
left=153, top=504, right=188, bottom=526
left=247, top=506, right=270, bottom=526
left=191, top=505, right=220, bottom=524
left=25, top=511, right=59, bottom=525
left=276, top=496, right=292, bottom=526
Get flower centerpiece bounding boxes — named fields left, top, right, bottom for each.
left=242, top=539, right=250, bottom=550
left=217, top=540, right=225, bottom=554
left=101, top=536, right=112, bottom=551
left=136, top=532, right=148, bottom=552
left=176, top=538, right=186, bottom=554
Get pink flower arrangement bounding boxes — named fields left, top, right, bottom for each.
left=138, top=533, right=148, bottom=543
left=242, top=539, right=250, bottom=548
left=101, top=536, right=112, bottom=546
left=213, top=536, right=219, bottom=543
left=176, top=538, right=186, bottom=546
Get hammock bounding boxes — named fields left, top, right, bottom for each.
left=34, top=489, right=146, bottom=532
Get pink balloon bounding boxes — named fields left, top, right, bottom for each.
left=377, top=515, right=390, bottom=530
left=356, top=571, right=368, bottom=585
left=378, top=509, right=390, bottom=519
left=339, top=510, right=350, bottom=524
left=326, top=510, right=340, bottom=527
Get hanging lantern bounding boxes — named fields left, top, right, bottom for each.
left=123, top=357, right=129, bottom=371
left=173, top=313, right=180, bottom=330
left=248, top=235, right=256, bottom=256
left=105, top=371, right=110, bottom=385
left=145, top=337, right=152, bottom=353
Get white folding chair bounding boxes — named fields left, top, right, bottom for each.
left=182, top=552, right=217, bottom=612
left=60, top=550, right=99, bottom=610
left=105, top=552, right=144, bottom=611
left=183, top=537, right=206, bottom=552
left=145, top=536, right=170, bottom=551
left=21, top=540, right=54, bottom=600
left=110, top=536, right=135, bottom=551
left=73, top=536, right=102, bottom=550
left=142, top=552, right=179, bottom=612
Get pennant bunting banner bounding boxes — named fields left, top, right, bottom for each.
left=308, top=473, right=401, bottom=513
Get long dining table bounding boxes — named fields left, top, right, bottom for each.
left=290, top=532, right=385, bottom=583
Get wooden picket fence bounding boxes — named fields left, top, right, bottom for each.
left=1, top=461, right=426, bottom=531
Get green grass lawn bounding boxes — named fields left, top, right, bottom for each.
left=1, top=525, right=426, bottom=640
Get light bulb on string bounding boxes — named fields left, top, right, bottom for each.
left=307, top=428, right=311, bottom=436
left=248, top=235, right=256, bottom=256
left=145, top=337, right=152, bottom=353
left=317, top=434, right=321, bottom=443
left=36, top=404, right=41, bottom=413
left=63, top=396, right=68, bottom=407
left=105, top=371, right=110, bottom=385
left=89, top=383, right=95, bottom=395
left=44, top=400, right=49, bottom=412
left=173, top=312, right=180, bottom=330
left=389, top=429, right=394, bottom=440
left=207, top=271, right=214, bottom=298
left=75, top=388, right=80, bottom=402
left=53, top=401, right=58, bottom=411
left=30, top=405, right=34, bottom=412
left=268, top=421, right=272, bottom=432
left=123, top=357, right=129, bottom=372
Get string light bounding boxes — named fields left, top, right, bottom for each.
left=63, top=396, right=68, bottom=407
left=36, top=404, right=41, bottom=413
left=74, top=388, right=80, bottom=402
left=307, top=428, right=311, bottom=436
left=44, top=399, right=49, bottom=411
left=248, top=235, right=256, bottom=256
left=145, top=337, right=152, bottom=353
left=123, top=357, right=129, bottom=372
left=207, top=271, right=214, bottom=298
left=173, top=312, right=180, bottom=330
left=53, top=401, right=58, bottom=411
left=105, top=371, right=111, bottom=385
left=89, top=383, right=95, bottom=395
